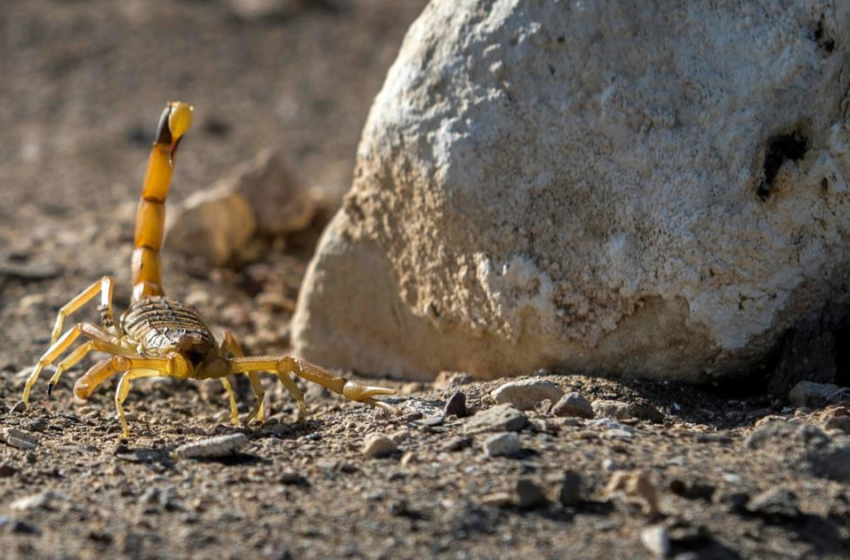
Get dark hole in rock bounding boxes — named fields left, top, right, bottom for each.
left=835, top=324, right=850, bottom=387
left=814, top=19, right=836, bottom=53
left=757, top=131, right=807, bottom=201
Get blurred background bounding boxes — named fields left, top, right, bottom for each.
left=0, top=0, right=426, bottom=245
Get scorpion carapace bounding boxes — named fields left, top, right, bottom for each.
left=21, top=101, right=395, bottom=438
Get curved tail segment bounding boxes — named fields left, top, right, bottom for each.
left=132, top=102, right=193, bottom=302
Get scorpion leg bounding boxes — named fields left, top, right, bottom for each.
left=115, top=370, right=163, bottom=439
left=22, top=323, right=125, bottom=405
left=222, top=330, right=306, bottom=423
left=73, top=354, right=187, bottom=438
left=228, top=356, right=396, bottom=415
left=48, top=276, right=117, bottom=343
left=219, top=378, right=240, bottom=426
left=47, top=337, right=131, bottom=397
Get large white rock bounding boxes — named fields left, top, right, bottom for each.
left=292, top=0, right=850, bottom=381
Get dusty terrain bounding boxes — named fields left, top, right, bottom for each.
left=1, top=2, right=849, bottom=559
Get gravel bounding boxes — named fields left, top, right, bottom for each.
left=491, top=379, right=565, bottom=411
left=482, top=432, right=522, bottom=458
left=464, top=404, right=528, bottom=434
left=173, top=433, right=249, bottom=459
left=552, top=392, right=594, bottom=419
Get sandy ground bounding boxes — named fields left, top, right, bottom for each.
left=1, top=1, right=850, bottom=559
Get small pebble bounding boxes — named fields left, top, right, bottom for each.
left=491, top=379, right=565, bottom=411
left=552, top=392, right=594, bottom=419
left=362, top=433, right=398, bottom=459
left=11, top=490, right=66, bottom=512
left=559, top=470, right=583, bottom=507
left=480, top=492, right=513, bottom=508
left=442, top=436, right=473, bottom=452
left=641, top=525, right=671, bottom=558
left=748, top=488, right=800, bottom=520
left=464, top=404, right=528, bottom=434
left=443, top=391, right=468, bottom=418
left=10, top=401, right=26, bottom=414
left=605, top=470, right=660, bottom=516
left=516, top=478, right=548, bottom=509
left=174, top=434, right=249, bottom=459
left=592, top=400, right=632, bottom=420
left=0, top=464, right=18, bottom=478
left=789, top=381, right=839, bottom=408
left=2, top=428, right=39, bottom=450
left=483, top=432, right=522, bottom=458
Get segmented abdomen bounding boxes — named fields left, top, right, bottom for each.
left=120, top=296, right=215, bottom=354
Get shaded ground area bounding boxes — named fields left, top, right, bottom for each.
left=1, top=1, right=850, bottom=559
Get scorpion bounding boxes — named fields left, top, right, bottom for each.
left=20, top=101, right=395, bottom=438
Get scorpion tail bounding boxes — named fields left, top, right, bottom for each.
left=132, top=102, right=193, bottom=302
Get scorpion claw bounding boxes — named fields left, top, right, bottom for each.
left=342, top=381, right=395, bottom=406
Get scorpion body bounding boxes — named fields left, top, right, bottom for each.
left=21, top=102, right=394, bottom=438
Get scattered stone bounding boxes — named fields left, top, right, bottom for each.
left=2, top=428, right=39, bottom=450
left=491, top=379, right=564, bottom=411
left=464, top=404, right=528, bottom=434
left=11, top=490, right=66, bottom=512
left=604, top=428, right=635, bottom=441
left=748, top=488, right=800, bottom=521
left=746, top=421, right=850, bottom=482
left=174, top=434, right=249, bottom=459
left=558, top=470, right=583, bottom=507
left=605, top=471, right=660, bottom=516
left=0, top=464, right=17, bottom=478
left=434, top=371, right=473, bottom=390
left=442, top=436, right=473, bottom=452
left=21, top=417, right=47, bottom=433
left=0, top=516, right=40, bottom=535
left=641, top=525, right=671, bottom=558
left=789, top=381, right=840, bottom=408
left=715, top=491, right=751, bottom=513
left=362, top=433, right=398, bottom=459
left=552, top=392, right=594, bottom=419
left=279, top=471, right=308, bottom=487
left=821, top=407, right=850, bottom=435
left=400, top=452, right=417, bottom=467
left=482, top=432, right=522, bottom=458
left=10, top=401, right=26, bottom=414
left=827, top=388, right=850, bottom=404
left=592, top=400, right=632, bottom=420
left=627, top=402, right=665, bottom=423
left=0, top=261, right=63, bottom=281
left=515, top=478, right=548, bottom=509
left=227, top=0, right=303, bottom=21
left=480, top=492, right=513, bottom=508
left=444, top=391, right=468, bottom=418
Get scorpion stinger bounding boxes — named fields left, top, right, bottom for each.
left=20, top=101, right=396, bottom=438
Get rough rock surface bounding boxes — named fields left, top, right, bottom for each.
left=293, top=0, right=850, bottom=381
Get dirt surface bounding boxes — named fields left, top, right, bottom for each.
left=2, top=1, right=850, bottom=559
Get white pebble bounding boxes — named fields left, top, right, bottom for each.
left=174, top=433, right=249, bottom=459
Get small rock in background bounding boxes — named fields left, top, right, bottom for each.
left=491, top=379, right=564, bottom=411
left=174, top=433, right=249, bottom=459
left=441, top=436, right=473, bottom=452
left=668, top=479, right=716, bottom=501
left=641, top=525, right=671, bottom=558
left=0, top=464, right=18, bottom=478
left=464, top=404, right=528, bottom=434
left=480, top=492, right=513, bottom=508
left=748, top=488, right=800, bottom=521
left=227, top=0, right=304, bottom=21
left=483, top=432, right=522, bottom=458
left=745, top=421, right=850, bottom=482
left=443, top=391, right=468, bottom=418
left=558, top=470, right=583, bottom=507
left=605, top=470, right=661, bottom=517
left=434, top=371, right=473, bottom=390
left=552, top=392, right=594, bottom=419
left=362, top=433, right=398, bottom=459
left=165, top=185, right=257, bottom=266
left=515, top=478, right=548, bottom=509
left=166, top=150, right=315, bottom=266
left=789, top=381, right=840, bottom=408
left=11, top=490, right=66, bottom=512
left=592, top=400, right=632, bottom=420
left=821, top=406, right=850, bottom=434
left=2, top=428, right=39, bottom=450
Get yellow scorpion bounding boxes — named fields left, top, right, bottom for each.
left=21, top=102, right=395, bottom=438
